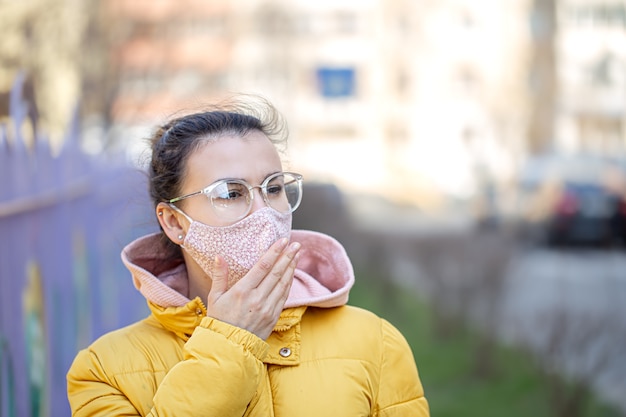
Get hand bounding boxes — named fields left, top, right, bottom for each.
left=206, top=238, right=301, bottom=340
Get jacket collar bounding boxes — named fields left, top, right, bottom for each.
left=146, top=297, right=307, bottom=366
left=124, top=229, right=353, bottom=365
left=121, top=229, right=355, bottom=310
left=265, top=306, right=307, bottom=366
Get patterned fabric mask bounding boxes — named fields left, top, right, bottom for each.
left=176, top=206, right=292, bottom=288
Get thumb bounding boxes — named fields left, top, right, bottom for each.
left=209, top=255, right=229, bottom=298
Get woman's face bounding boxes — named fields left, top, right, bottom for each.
left=178, top=130, right=283, bottom=227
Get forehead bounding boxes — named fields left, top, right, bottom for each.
left=183, top=130, right=282, bottom=189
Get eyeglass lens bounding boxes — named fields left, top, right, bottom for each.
left=208, top=173, right=300, bottom=221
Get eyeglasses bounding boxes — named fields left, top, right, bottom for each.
left=168, top=172, right=303, bottom=222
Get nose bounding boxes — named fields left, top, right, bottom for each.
left=249, top=186, right=269, bottom=212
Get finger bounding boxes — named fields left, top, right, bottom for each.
left=240, top=237, right=289, bottom=288
left=208, top=255, right=229, bottom=299
left=265, top=252, right=300, bottom=315
left=255, top=242, right=300, bottom=295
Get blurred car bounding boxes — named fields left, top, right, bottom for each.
left=544, top=181, right=626, bottom=245
left=514, top=153, right=626, bottom=247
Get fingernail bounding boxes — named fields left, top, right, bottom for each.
left=289, top=242, right=301, bottom=252
left=278, top=238, right=289, bottom=248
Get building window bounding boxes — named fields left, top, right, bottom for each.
left=316, top=67, right=356, bottom=98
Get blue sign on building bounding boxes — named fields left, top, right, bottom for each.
left=316, top=67, right=356, bottom=98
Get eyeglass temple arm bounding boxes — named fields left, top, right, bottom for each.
left=168, top=190, right=203, bottom=204
left=168, top=203, right=194, bottom=223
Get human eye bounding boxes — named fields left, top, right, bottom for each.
left=211, top=182, right=247, bottom=201
left=266, top=178, right=285, bottom=197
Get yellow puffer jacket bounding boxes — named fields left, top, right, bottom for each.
left=67, top=230, right=429, bottom=416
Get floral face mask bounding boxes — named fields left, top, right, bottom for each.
left=172, top=206, right=292, bottom=288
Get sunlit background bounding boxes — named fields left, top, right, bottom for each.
left=1, top=1, right=626, bottom=416
left=2, top=0, right=624, bottom=214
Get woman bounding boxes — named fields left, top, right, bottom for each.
left=66, top=97, right=429, bottom=416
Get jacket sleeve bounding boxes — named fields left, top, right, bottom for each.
left=375, top=319, right=430, bottom=417
left=66, top=349, right=145, bottom=416
left=67, top=317, right=269, bottom=416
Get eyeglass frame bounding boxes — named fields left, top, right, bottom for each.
left=167, top=171, right=303, bottom=220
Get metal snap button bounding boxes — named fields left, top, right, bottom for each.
left=279, top=347, right=291, bottom=357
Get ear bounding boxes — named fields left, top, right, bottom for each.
left=156, top=202, right=188, bottom=245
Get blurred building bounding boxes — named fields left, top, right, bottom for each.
left=0, top=0, right=87, bottom=149
left=103, top=0, right=233, bottom=123
left=2, top=0, right=625, bottom=212
left=98, top=0, right=537, bottom=212
left=555, top=0, right=626, bottom=156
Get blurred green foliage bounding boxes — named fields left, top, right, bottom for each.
left=347, top=267, right=621, bottom=417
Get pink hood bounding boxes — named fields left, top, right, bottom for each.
left=121, top=230, right=355, bottom=309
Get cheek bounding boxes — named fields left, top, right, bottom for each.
left=182, top=199, right=228, bottom=227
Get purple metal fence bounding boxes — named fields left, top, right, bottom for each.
left=0, top=75, right=156, bottom=416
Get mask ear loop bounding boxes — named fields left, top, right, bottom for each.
left=168, top=203, right=194, bottom=245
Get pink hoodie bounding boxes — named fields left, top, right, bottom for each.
left=121, top=229, right=355, bottom=309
